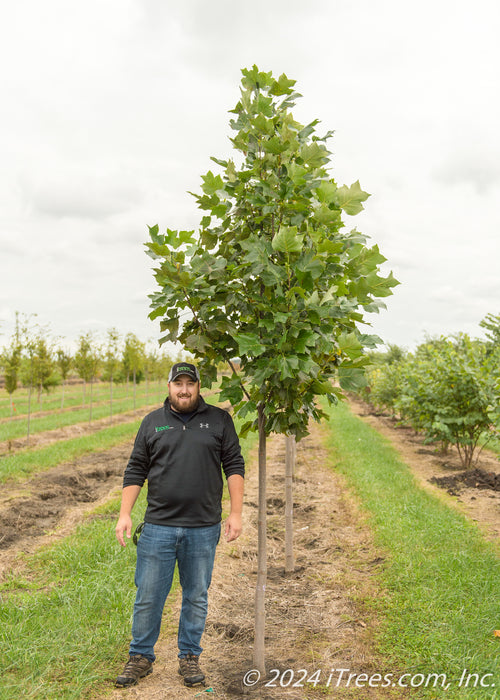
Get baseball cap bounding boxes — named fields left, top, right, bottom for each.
left=168, top=362, right=200, bottom=383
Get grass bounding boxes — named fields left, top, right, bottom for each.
left=0, top=490, right=151, bottom=700
left=324, top=400, right=500, bottom=698
left=0, top=383, right=166, bottom=442
left=0, top=380, right=166, bottom=420
left=0, top=394, right=157, bottom=442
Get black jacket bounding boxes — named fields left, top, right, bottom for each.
left=123, top=396, right=245, bottom=527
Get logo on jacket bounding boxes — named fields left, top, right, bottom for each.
left=200, top=423, right=209, bottom=429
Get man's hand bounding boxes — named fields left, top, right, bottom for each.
left=116, top=514, right=133, bottom=547
left=225, top=474, right=244, bottom=542
left=115, top=485, right=142, bottom=547
left=224, top=512, right=242, bottom=542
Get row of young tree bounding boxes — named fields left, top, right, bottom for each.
left=0, top=313, right=182, bottom=424
left=360, top=312, right=500, bottom=468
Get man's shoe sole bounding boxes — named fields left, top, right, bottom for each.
left=115, top=667, right=153, bottom=688
left=178, top=669, right=205, bottom=687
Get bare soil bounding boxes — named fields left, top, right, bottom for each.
left=0, top=398, right=498, bottom=699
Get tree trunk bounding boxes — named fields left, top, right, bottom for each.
left=89, top=379, right=94, bottom=424
left=253, top=403, right=267, bottom=673
left=285, top=434, right=296, bottom=573
left=110, top=377, right=114, bottom=423
left=27, top=383, right=32, bottom=446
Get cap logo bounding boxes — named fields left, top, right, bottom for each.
left=168, top=362, right=200, bottom=382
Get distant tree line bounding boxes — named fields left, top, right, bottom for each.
left=360, top=312, right=500, bottom=468
left=0, top=312, right=184, bottom=418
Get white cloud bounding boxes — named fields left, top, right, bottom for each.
left=26, top=171, right=145, bottom=220
left=1, top=0, right=500, bottom=351
left=433, top=145, right=500, bottom=192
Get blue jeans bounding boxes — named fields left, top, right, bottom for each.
left=129, top=522, right=220, bottom=662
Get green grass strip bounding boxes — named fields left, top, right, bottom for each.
left=0, top=420, right=141, bottom=483
left=324, top=400, right=500, bottom=698
left=0, top=395, right=156, bottom=442
left=0, top=381, right=166, bottom=420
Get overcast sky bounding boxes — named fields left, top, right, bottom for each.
left=1, top=0, right=499, bottom=354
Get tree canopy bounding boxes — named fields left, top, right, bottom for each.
left=147, top=66, right=398, bottom=439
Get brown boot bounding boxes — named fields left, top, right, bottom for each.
left=178, top=654, right=205, bottom=686
left=115, top=654, right=153, bottom=687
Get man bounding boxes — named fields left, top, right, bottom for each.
left=115, top=362, right=245, bottom=688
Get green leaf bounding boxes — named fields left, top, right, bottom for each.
left=235, top=333, right=267, bottom=357
left=270, top=73, right=297, bottom=96
left=263, top=136, right=290, bottom=155
left=315, top=180, right=338, bottom=204
left=200, top=229, right=218, bottom=249
left=338, top=366, right=367, bottom=391
left=159, top=316, right=179, bottom=337
left=313, top=203, right=342, bottom=226
left=219, top=375, right=245, bottom=405
left=185, top=333, right=211, bottom=352
left=335, top=181, right=370, bottom=215
left=338, top=332, right=364, bottom=359
left=300, top=142, right=329, bottom=168
left=277, top=355, right=299, bottom=380
left=310, top=378, right=336, bottom=395
left=272, top=226, right=304, bottom=254
left=201, top=171, right=224, bottom=196
left=294, top=329, right=317, bottom=353
left=241, top=65, right=274, bottom=91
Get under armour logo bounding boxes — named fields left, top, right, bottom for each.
left=200, top=423, right=209, bottom=429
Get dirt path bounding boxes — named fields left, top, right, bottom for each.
left=106, top=424, right=393, bottom=700
left=0, top=443, right=130, bottom=562
left=348, top=397, right=500, bottom=544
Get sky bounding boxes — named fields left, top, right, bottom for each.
left=1, top=0, right=499, bottom=354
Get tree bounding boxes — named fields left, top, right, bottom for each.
left=479, top=311, right=500, bottom=349
left=18, top=315, right=58, bottom=443
left=56, top=348, right=72, bottom=410
left=146, top=66, right=398, bottom=671
left=102, top=328, right=121, bottom=421
left=143, top=343, right=160, bottom=405
left=396, top=335, right=499, bottom=466
left=74, top=332, right=101, bottom=422
left=1, top=315, right=22, bottom=417
left=2, top=346, right=21, bottom=417
left=31, top=336, right=59, bottom=409
left=122, top=333, right=145, bottom=409
left=284, top=434, right=297, bottom=572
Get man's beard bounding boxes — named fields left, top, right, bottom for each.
left=169, top=391, right=200, bottom=414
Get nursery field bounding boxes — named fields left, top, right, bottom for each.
left=0, top=384, right=499, bottom=699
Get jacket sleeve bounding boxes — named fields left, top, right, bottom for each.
left=221, top=411, right=245, bottom=479
left=122, top=417, right=151, bottom=488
